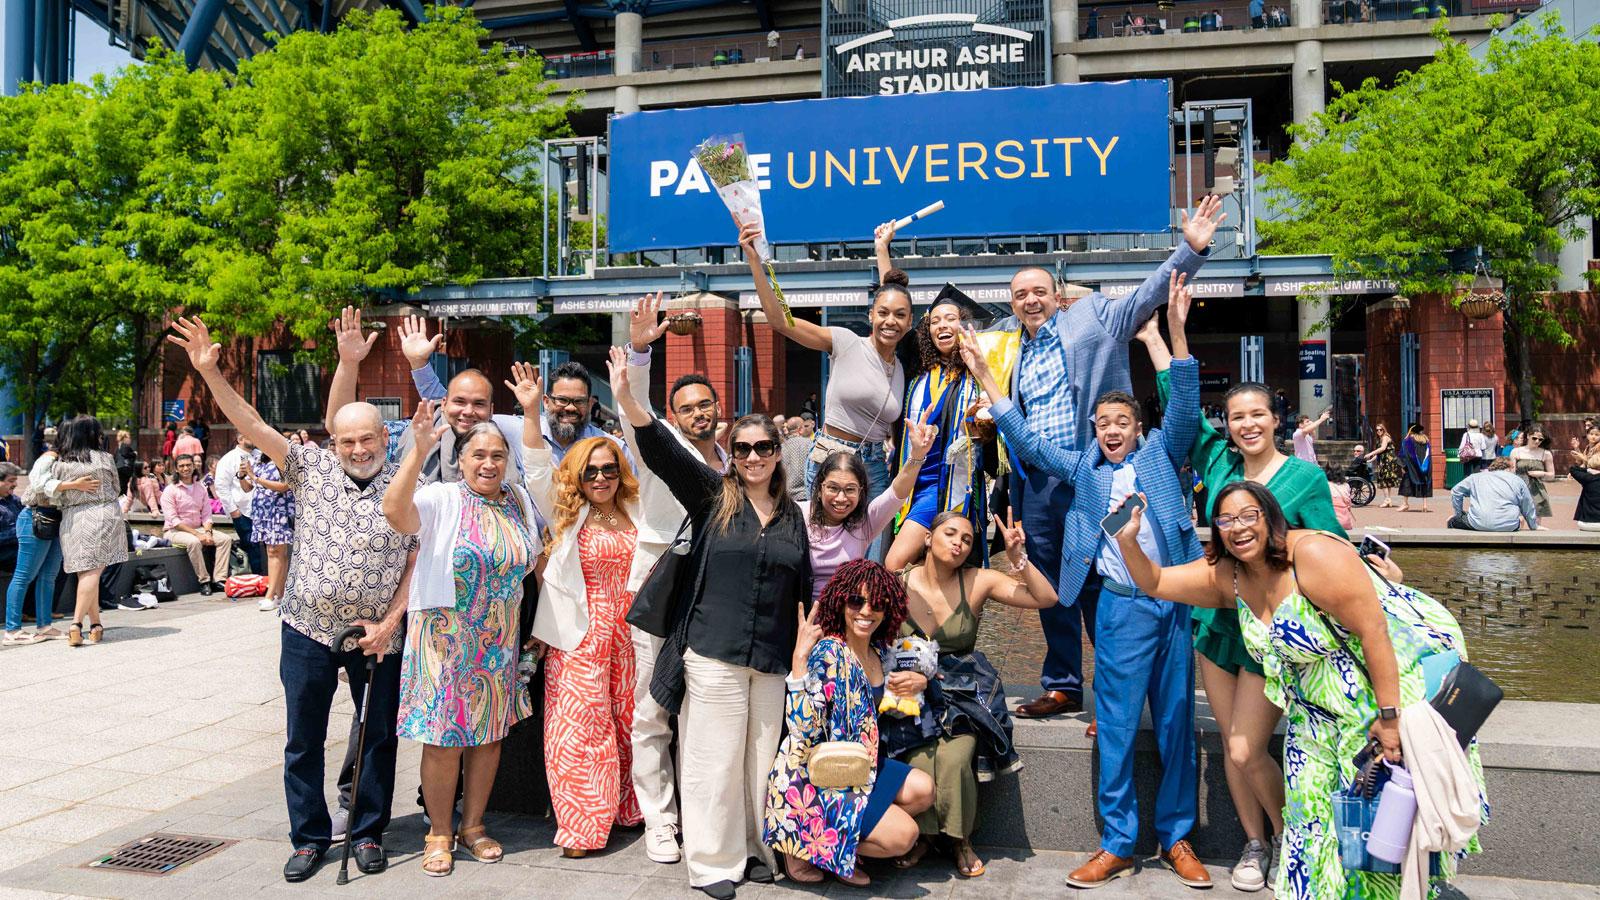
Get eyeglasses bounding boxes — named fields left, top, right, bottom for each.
left=676, top=400, right=716, bottom=416
left=731, top=440, right=777, bottom=459
left=1213, top=508, right=1264, bottom=531
left=546, top=395, right=588, bottom=409
left=581, top=463, right=620, bottom=483
left=819, top=482, right=860, bottom=498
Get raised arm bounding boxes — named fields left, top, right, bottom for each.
left=873, top=220, right=897, bottom=284
left=1093, top=195, right=1222, bottom=342
left=1111, top=494, right=1232, bottom=608
left=397, top=314, right=448, bottom=402
left=886, top=410, right=936, bottom=503
left=323, top=305, right=381, bottom=435
left=166, top=317, right=290, bottom=467
left=1159, top=273, right=1200, bottom=471
left=383, top=401, right=441, bottom=536
left=607, top=347, right=721, bottom=513
left=975, top=512, right=1058, bottom=610
left=505, top=361, right=560, bottom=519
left=1297, top=408, right=1332, bottom=437
left=738, top=220, right=832, bottom=353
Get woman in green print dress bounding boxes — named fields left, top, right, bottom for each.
left=1108, top=481, right=1486, bottom=900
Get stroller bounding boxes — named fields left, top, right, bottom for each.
left=1344, top=457, right=1377, bottom=508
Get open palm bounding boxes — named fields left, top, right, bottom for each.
left=167, top=317, right=222, bottom=372
left=504, top=361, right=543, bottom=411
left=1181, top=195, right=1227, bottom=253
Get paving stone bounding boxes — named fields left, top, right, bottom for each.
left=95, top=775, right=227, bottom=812
left=162, top=724, right=266, bottom=753
left=0, top=802, right=147, bottom=842
left=92, top=745, right=210, bottom=777
left=0, top=793, right=70, bottom=830
left=14, top=766, right=135, bottom=804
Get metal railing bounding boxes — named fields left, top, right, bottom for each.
left=636, top=32, right=821, bottom=72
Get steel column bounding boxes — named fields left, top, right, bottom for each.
left=176, top=0, right=228, bottom=66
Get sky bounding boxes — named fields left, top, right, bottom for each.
left=0, top=9, right=135, bottom=87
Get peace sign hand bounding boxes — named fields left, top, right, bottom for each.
left=630, top=291, right=671, bottom=348
left=167, top=316, right=223, bottom=373
left=504, top=361, right=542, bottom=412
left=792, top=603, right=824, bottom=677
left=903, top=406, right=938, bottom=461
left=994, top=511, right=1027, bottom=568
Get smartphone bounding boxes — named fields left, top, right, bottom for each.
left=1100, top=493, right=1146, bottom=540
left=1357, top=535, right=1390, bottom=561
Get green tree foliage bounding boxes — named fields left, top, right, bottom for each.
left=1261, top=15, right=1600, bottom=419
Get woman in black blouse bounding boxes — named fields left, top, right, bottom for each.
left=608, top=348, right=811, bottom=900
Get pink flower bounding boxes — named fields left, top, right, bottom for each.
left=800, top=817, right=839, bottom=859
left=721, top=144, right=735, bottom=159
left=785, top=783, right=821, bottom=821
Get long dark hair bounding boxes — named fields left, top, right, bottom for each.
left=915, top=299, right=972, bottom=376
left=56, top=415, right=105, bottom=464
left=814, top=559, right=907, bottom=646
left=712, top=414, right=792, bottom=533
left=1203, top=481, right=1291, bottom=571
left=809, top=451, right=871, bottom=534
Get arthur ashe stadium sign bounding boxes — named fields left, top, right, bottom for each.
left=823, top=0, right=1050, bottom=97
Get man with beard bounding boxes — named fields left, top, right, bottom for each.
left=394, top=315, right=630, bottom=471
left=617, top=292, right=728, bottom=865
left=168, top=316, right=418, bottom=883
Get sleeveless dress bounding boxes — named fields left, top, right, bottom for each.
left=902, top=577, right=982, bottom=839
left=398, top=487, right=536, bottom=747
left=1236, top=538, right=1487, bottom=900
left=54, top=451, right=128, bottom=574
left=544, top=526, right=643, bottom=850
left=1512, top=457, right=1552, bottom=518
left=1373, top=444, right=1402, bottom=490
left=248, top=457, right=294, bottom=545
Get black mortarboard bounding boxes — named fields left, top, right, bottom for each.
left=931, top=283, right=995, bottom=325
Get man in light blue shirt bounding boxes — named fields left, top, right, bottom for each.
left=1449, top=458, right=1539, bottom=532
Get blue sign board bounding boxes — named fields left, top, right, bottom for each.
left=1299, top=341, right=1328, bottom=381
left=162, top=400, right=186, bottom=423
left=608, top=81, right=1172, bottom=252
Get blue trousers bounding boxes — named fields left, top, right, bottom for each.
left=4, top=508, right=60, bottom=632
left=1017, top=467, right=1097, bottom=696
left=1092, top=584, right=1196, bottom=858
left=280, top=623, right=400, bottom=851
left=233, top=514, right=265, bottom=575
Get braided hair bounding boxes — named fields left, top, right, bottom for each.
left=814, top=559, right=908, bottom=646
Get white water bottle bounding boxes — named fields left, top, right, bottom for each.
left=1365, top=763, right=1416, bottom=865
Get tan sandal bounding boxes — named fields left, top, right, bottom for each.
left=88, top=624, right=103, bottom=645
left=456, top=825, right=502, bottom=863
left=953, top=839, right=986, bottom=877
left=421, top=834, right=455, bottom=877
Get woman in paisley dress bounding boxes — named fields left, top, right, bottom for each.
left=52, top=416, right=129, bottom=646
left=247, top=451, right=295, bottom=610
left=384, top=408, right=542, bottom=878
left=764, top=560, right=934, bottom=887
left=1109, top=481, right=1486, bottom=900
left=518, top=361, right=646, bottom=858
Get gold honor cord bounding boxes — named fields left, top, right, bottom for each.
left=766, top=260, right=795, bottom=328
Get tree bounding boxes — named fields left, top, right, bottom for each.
left=198, top=6, right=578, bottom=343
left=1260, top=15, right=1600, bottom=420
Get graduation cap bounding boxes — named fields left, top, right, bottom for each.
left=929, top=282, right=995, bottom=326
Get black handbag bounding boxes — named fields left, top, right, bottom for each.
left=30, top=506, right=61, bottom=541
left=625, top=515, right=697, bottom=639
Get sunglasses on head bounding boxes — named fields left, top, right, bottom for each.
left=731, top=440, right=777, bottom=459
left=581, top=463, right=621, bottom=483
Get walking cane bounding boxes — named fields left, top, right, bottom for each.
left=332, top=625, right=376, bottom=886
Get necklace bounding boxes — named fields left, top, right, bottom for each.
left=592, top=507, right=620, bottom=527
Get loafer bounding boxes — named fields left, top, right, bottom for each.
left=695, top=881, right=736, bottom=900
left=1160, top=839, right=1213, bottom=888
left=1064, top=849, right=1135, bottom=888
left=199, top=583, right=215, bottom=597
left=283, top=846, right=323, bottom=883
left=1015, top=690, right=1082, bottom=718
left=745, top=856, right=775, bottom=884
left=353, top=839, right=387, bottom=874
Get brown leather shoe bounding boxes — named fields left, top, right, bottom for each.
left=1016, top=690, right=1082, bottom=718
left=1160, top=840, right=1213, bottom=888
left=1084, top=719, right=1098, bottom=739
left=1065, top=849, right=1135, bottom=888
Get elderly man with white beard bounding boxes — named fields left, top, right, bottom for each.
left=168, top=315, right=420, bottom=884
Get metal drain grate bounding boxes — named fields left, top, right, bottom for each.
left=87, top=833, right=234, bottom=876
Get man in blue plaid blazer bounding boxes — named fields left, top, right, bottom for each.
left=1002, top=196, right=1226, bottom=719
left=967, top=277, right=1211, bottom=889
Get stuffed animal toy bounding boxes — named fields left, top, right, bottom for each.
left=878, top=636, right=939, bottom=717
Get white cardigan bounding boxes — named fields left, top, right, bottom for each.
left=405, top=480, right=542, bottom=614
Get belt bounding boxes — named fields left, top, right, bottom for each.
left=1101, top=578, right=1139, bottom=597
left=822, top=424, right=868, bottom=443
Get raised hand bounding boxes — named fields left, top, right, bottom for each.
left=503, top=361, right=543, bottom=412
left=737, top=220, right=764, bottom=259
left=397, top=314, right=443, bottom=370
left=629, top=291, right=671, bottom=348
left=904, top=406, right=938, bottom=461
left=873, top=220, right=898, bottom=251
left=995, top=511, right=1027, bottom=567
left=1166, top=271, right=1193, bottom=329
left=792, top=602, right=824, bottom=676
left=1134, top=312, right=1162, bottom=346
left=410, top=400, right=446, bottom=455
left=607, top=345, right=649, bottom=428
left=1180, top=194, right=1228, bottom=253
left=332, top=305, right=379, bottom=363
left=957, top=324, right=998, bottom=391
left=1112, top=493, right=1146, bottom=542
left=167, top=316, right=223, bottom=372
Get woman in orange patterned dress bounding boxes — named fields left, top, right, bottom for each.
left=517, top=361, right=647, bottom=858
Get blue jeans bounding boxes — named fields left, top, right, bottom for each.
left=1092, top=583, right=1196, bottom=857
left=233, top=514, right=265, bottom=575
left=280, top=622, right=401, bottom=851
left=5, top=508, right=61, bottom=632
left=806, top=434, right=891, bottom=560
left=1015, top=466, right=1097, bottom=697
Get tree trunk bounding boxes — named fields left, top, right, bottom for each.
left=1504, top=293, right=1538, bottom=426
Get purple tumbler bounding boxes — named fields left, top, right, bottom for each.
left=1366, top=762, right=1416, bottom=864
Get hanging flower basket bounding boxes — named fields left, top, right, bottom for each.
left=666, top=310, right=703, bottom=336
left=1455, top=261, right=1506, bottom=320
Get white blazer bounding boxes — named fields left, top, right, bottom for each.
left=524, top=446, right=650, bottom=652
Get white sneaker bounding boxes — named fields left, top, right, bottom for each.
left=644, top=823, right=680, bottom=863
left=1230, top=839, right=1269, bottom=892
left=257, top=598, right=279, bottom=612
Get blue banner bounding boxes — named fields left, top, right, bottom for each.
left=607, top=81, right=1172, bottom=252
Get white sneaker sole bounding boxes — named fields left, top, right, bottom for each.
left=645, top=845, right=681, bottom=864
left=1231, top=871, right=1266, bottom=892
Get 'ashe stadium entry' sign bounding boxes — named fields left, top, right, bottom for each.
left=823, top=0, right=1050, bottom=97
left=607, top=81, right=1173, bottom=252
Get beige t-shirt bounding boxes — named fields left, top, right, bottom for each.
left=824, top=326, right=905, bottom=443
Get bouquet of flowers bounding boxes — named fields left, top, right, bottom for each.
left=692, top=133, right=793, bottom=326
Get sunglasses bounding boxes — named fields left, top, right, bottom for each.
left=1214, top=508, right=1264, bottom=531
left=731, top=440, right=777, bottom=459
left=581, top=463, right=621, bottom=483
left=843, top=597, right=881, bottom=612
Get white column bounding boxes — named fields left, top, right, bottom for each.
left=1291, top=27, right=1330, bottom=425
left=1558, top=214, right=1594, bottom=291
left=614, top=10, right=643, bottom=115
left=1051, top=0, right=1078, bottom=83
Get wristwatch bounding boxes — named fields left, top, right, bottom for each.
left=1377, top=706, right=1400, bottom=721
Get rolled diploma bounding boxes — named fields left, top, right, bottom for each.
left=894, top=200, right=945, bottom=231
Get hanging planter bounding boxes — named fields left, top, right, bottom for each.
left=1455, top=260, right=1506, bottom=320
left=666, top=310, right=703, bottom=335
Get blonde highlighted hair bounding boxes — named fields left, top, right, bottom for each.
left=548, top=437, right=639, bottom=548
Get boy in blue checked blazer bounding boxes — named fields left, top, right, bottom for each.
left=962, top=273, right=1211, bottom=890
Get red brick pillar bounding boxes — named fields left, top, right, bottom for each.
left=664, top=293, right=740, bottom=417
left=1363, top=296, right=1411, bottom=443
left=1412, top=292, right=1507, bottom=488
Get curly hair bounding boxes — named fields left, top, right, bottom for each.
left=814, top=559, right=907, bottom=646
left=548, top=437, right=639, bottom=548
left=915, top=299, right=972, bottom=376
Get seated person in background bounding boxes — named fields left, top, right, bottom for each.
left=160, top=454, right=236, bottom=594
left=1449, top=458, right=1540, bottom=532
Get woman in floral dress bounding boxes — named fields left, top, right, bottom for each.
left=1110, top=481, right=1486, bottom=900
left=384, top=411, right=541, bottom=877
left=248, top=452, right=294, bottom=609
left=764, top=560, right=934, bottom=887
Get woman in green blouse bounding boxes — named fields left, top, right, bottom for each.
left=1144, top=321, right=1345, bottom=892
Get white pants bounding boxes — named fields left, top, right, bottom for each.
left=630, top=626, right=679, bottom=830
left=678, top=649, right=785, bottom=887
left=166, top=530, right=235, bottom=584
